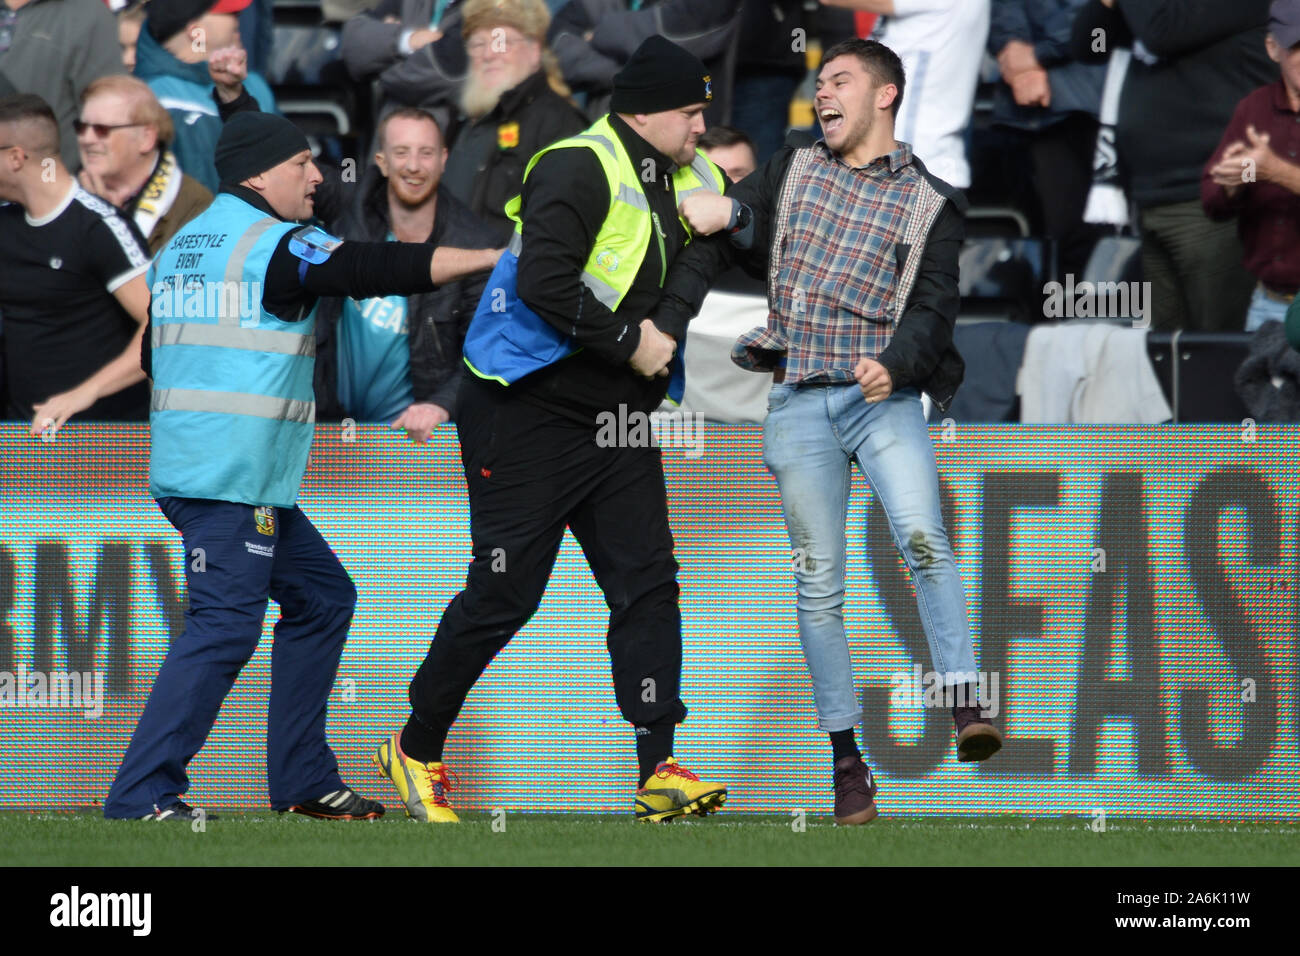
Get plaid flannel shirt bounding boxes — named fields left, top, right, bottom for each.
left=733, top=141, right=940, bottom=383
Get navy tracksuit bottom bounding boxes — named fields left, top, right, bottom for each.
left=104, top=497, right=356, bottom=817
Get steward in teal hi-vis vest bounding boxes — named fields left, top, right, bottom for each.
left=148, top=193, right=329, bottom=508
left=461, top=115, right=726, bottom=404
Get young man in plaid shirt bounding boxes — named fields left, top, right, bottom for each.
left=653, top=38, right=1002, bottom=824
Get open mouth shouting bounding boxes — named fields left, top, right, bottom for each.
left=820, top=107, right=845, bottom=136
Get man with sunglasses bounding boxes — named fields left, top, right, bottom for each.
left=0, top=93, right=152, bottom=431
left=76, top=74, right=214, bottom=255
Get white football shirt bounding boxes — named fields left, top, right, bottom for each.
left=877, top=0, right=991, bottom=188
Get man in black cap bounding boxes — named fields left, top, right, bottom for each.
left=374, top=35, right=731, bottom=824
left=104, top=110, right=501, bottom=821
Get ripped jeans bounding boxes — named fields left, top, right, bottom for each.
left=762, top=382, right=977, bottom=732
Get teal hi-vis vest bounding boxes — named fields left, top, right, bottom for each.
left=461, top=116, right=726, bottom=404
left=148, top=193, right=318, bottom=508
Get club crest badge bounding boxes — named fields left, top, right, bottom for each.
left=254, top=506, right=275, bottom=536
left=498, top=121, right=520, bottom=150
left=595, top=249, right=620, bottom=274
left=703, top=75, right=713, bottom=101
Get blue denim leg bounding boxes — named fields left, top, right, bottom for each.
left=763, top=384, right=861, bottom=731
left=1244, top=285, right=1289, bottom=332
left=763, top=384, right=980, bottom=735
left=831, top=385, right=977, bottom=683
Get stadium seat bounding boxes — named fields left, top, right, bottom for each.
left=267, top=14, right=364, bottom=166
left=958, top=236, right=1047, bottom=323
left=1081, top=234, right=1142, bottom=287
left=1146, top=332, right=1253, bottom=422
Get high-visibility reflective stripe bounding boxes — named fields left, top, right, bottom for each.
left=573, top=133, right=618, bottom=157
left=580, top=272, right=621, bottom=309
left=614, top=182, right=650, bottom=211
left=509, top=231, right=522, bottom=255
left=689, top=153, right=724, bottom=193
left=569, top=134, right=649, bottom=209
left=152, top=322, right=315, bottom=356
left=220, top=217, right=282, bottom=325
left=152, top=387, right=314, bottom=423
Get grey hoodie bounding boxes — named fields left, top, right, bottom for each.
left=0, top=0, right=124, bottom=170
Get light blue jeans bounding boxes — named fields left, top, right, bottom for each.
left=1244, top=284, right=1291, bottom=332
left=762, top=383, right=977, bottom=732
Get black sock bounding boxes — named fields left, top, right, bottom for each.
left=950, top=682, right=980, bottom=713
left=830, top=728, right=860, bottom=764
left=399, top=711, right=447, bottom=764
left=635, top=720, right=676, bottom=786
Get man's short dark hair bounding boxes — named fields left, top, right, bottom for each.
left=820, top=38, right=906, bottom=118
left=0, top=94, right=60, bottom=156
left=698, top=125, right=756, bottom=154
left=377, top=107, right=445, bottom=151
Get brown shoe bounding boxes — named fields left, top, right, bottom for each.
left=953, top=704, right=1003, bottom=762
left=833, top=755, right=878, bottom=824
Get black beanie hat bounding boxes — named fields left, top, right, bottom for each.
left=215, top=112, right=311, bottom=185
left=610, top=36, right=713, bottom=114
left=147, top=0, right=217, bottom=44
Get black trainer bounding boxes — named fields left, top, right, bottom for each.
left=286, top=787, right=385, bottom=820
left=953, top=705, right=1004, bottom=762
left=142, top=801, right=217, bottom=822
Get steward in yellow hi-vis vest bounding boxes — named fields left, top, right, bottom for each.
left=105, top=111, right=501, bottom=823
left=462, top=113, right=726, bottom=403
left=372, top=36, right=731, bottom=824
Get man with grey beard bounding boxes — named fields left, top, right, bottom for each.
left=439, top=0, right=586, bottom=243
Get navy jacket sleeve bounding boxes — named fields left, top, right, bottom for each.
left=989, top=0, right=1033, bottom=56
left=1036, top=0, right=1086, bottom=66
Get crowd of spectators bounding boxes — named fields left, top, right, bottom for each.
left=0, top=0, right=1294, bottom=429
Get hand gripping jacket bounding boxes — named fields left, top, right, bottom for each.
left=461, top=115, right=726, bottom=404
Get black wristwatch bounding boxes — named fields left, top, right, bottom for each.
left=728, top=201, right=752, bottom=235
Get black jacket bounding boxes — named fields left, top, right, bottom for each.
left=313, top=163, right=498, bottom=420
left=441, top=69, right=589, bottom=245
left=1069, top=0, right=1276, bottom=207
left=653, top=136, right=968, bottom=412
left=736, top=0, right=808, bottom=76
left=502, top=113, right=712, bottom=424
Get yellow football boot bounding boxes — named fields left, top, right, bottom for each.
left=372, top=734, right=459, bottom=823
left=634, top=757, right=727, bottom=823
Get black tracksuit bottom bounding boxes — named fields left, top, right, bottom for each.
left=407, top=375, right=689, bottom=746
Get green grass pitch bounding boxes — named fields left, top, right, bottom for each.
left=3, top=812, right=1296, bottom=866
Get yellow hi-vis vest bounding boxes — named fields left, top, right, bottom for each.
left=461, top=115, right=726, bottom=401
